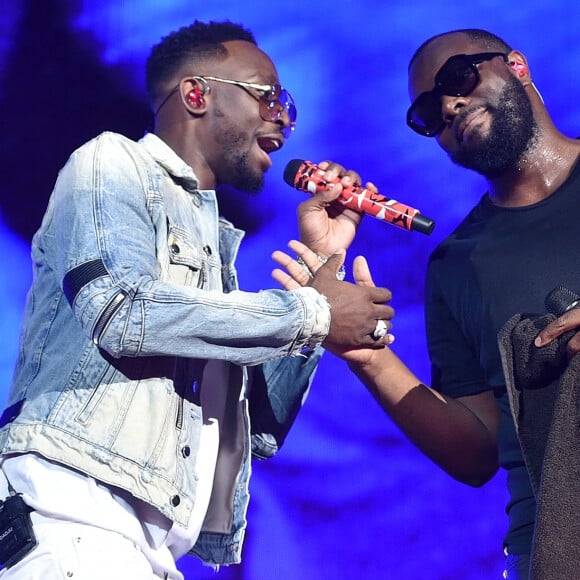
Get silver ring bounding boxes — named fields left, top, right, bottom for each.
left=372, top=319, right=388, bottom=340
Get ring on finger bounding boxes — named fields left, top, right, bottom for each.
left=372, top=319, right=388, bottom=340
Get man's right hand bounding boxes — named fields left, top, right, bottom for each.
left=311, top=253, right=393, bottom=347
left=272, top=240, right=394, bottom=348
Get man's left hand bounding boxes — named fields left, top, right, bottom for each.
left=534, top=309, right=580, bottom=358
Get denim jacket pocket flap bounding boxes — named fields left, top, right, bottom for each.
left=168, top=226, right=205, bottom=269
left=167, top=225, right=209, bottom=288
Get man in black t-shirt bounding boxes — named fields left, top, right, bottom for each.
left=405, top=30, right=580, bottom=579
left=273, top=28, right=580, bottom=580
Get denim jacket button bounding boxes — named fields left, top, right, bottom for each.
left=203, top=245, right=212, bottom=255
left=181, top=445, right=191, bottom=458
left=170, top=243, right=180, bottom=254
left=170, top=495, right=181, bottom=507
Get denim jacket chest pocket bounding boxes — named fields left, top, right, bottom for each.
left=167, top=222, right=220, bottom=289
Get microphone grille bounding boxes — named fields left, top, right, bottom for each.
left=545, top=286, right=580, bottom=316
left=283, top=159, right=306, bottom=187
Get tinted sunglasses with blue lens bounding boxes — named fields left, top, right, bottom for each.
left=155, top=75, right=297, bottom=139
left=407, top=52, right=509, bottom=137
left=202, top=76, right=297, bottom=139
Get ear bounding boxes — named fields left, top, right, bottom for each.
left=181, top=77, right=211, bottom=114
left=507, top=51, right=530, bottom=82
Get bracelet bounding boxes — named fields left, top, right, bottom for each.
left=296, top=255, right=346, bottom=281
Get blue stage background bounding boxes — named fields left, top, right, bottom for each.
left=1, top=2, right=578, bottom=578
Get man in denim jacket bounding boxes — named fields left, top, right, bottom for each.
left=0, top=20, right=393, bottom=579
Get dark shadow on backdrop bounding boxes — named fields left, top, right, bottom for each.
left=0, top=0, right=267, bottom=244
left=0, top=0, right=150, bottom=241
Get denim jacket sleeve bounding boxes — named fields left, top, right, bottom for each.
left=249, top=347, right=324, bottom=458
left=49, top=132, right=330, bottom=366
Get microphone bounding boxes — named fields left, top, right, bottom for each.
left=545, top=286, right=580, bottom=316
left=283, top=159, right=435, bottom=235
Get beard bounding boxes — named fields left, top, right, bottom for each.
left=213, top=109, right=265, bottom=194
left=450, top=75, right=538, bottom=178
left=231, top=152, right=264, bottom=193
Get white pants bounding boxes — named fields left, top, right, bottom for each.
left=0, top=516, right=169, bottom=579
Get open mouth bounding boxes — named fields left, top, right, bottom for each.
left=257, top=137, right=282, bottom=154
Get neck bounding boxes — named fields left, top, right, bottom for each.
left=487, top=127, right=580, bottom=208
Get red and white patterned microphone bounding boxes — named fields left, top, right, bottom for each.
left=284, top=159, right=435, bottom=235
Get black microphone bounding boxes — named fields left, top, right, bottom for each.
left=283, top=159, right=435, bottom=235
left=545, top=286, right=580, bottom=316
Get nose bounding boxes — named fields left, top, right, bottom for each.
left=270, top=99, right=295, bottom=139
left=441, top=94, right=469, bottom=128
left=275, top=105, right=292, bottom=132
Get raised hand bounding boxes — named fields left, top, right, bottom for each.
left=296, top=161, right=378, bottom=258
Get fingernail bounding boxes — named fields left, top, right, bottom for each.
left=534, top=336, right=542, bottom=347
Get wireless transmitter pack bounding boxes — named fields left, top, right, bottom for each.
left=0, top=492, right=37, bottom=569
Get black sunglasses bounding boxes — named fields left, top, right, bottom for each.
left=407, top=52, right=509, bottom=137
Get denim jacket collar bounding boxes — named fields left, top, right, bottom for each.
left=141, top=132, right=200, bottom=189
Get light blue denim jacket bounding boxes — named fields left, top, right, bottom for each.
left=0, top=132, right=330, bottom=565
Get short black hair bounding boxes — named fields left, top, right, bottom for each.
left=409, top=29, right=512, bottom=70
left=145, top=20, right=257, bottom=103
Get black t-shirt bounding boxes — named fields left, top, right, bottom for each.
left=425, top=159, right=580, bottom=554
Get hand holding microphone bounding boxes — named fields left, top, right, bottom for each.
left=535, top=286, right=580, bottom=357
left=284, top=159, right=435, bottom=235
